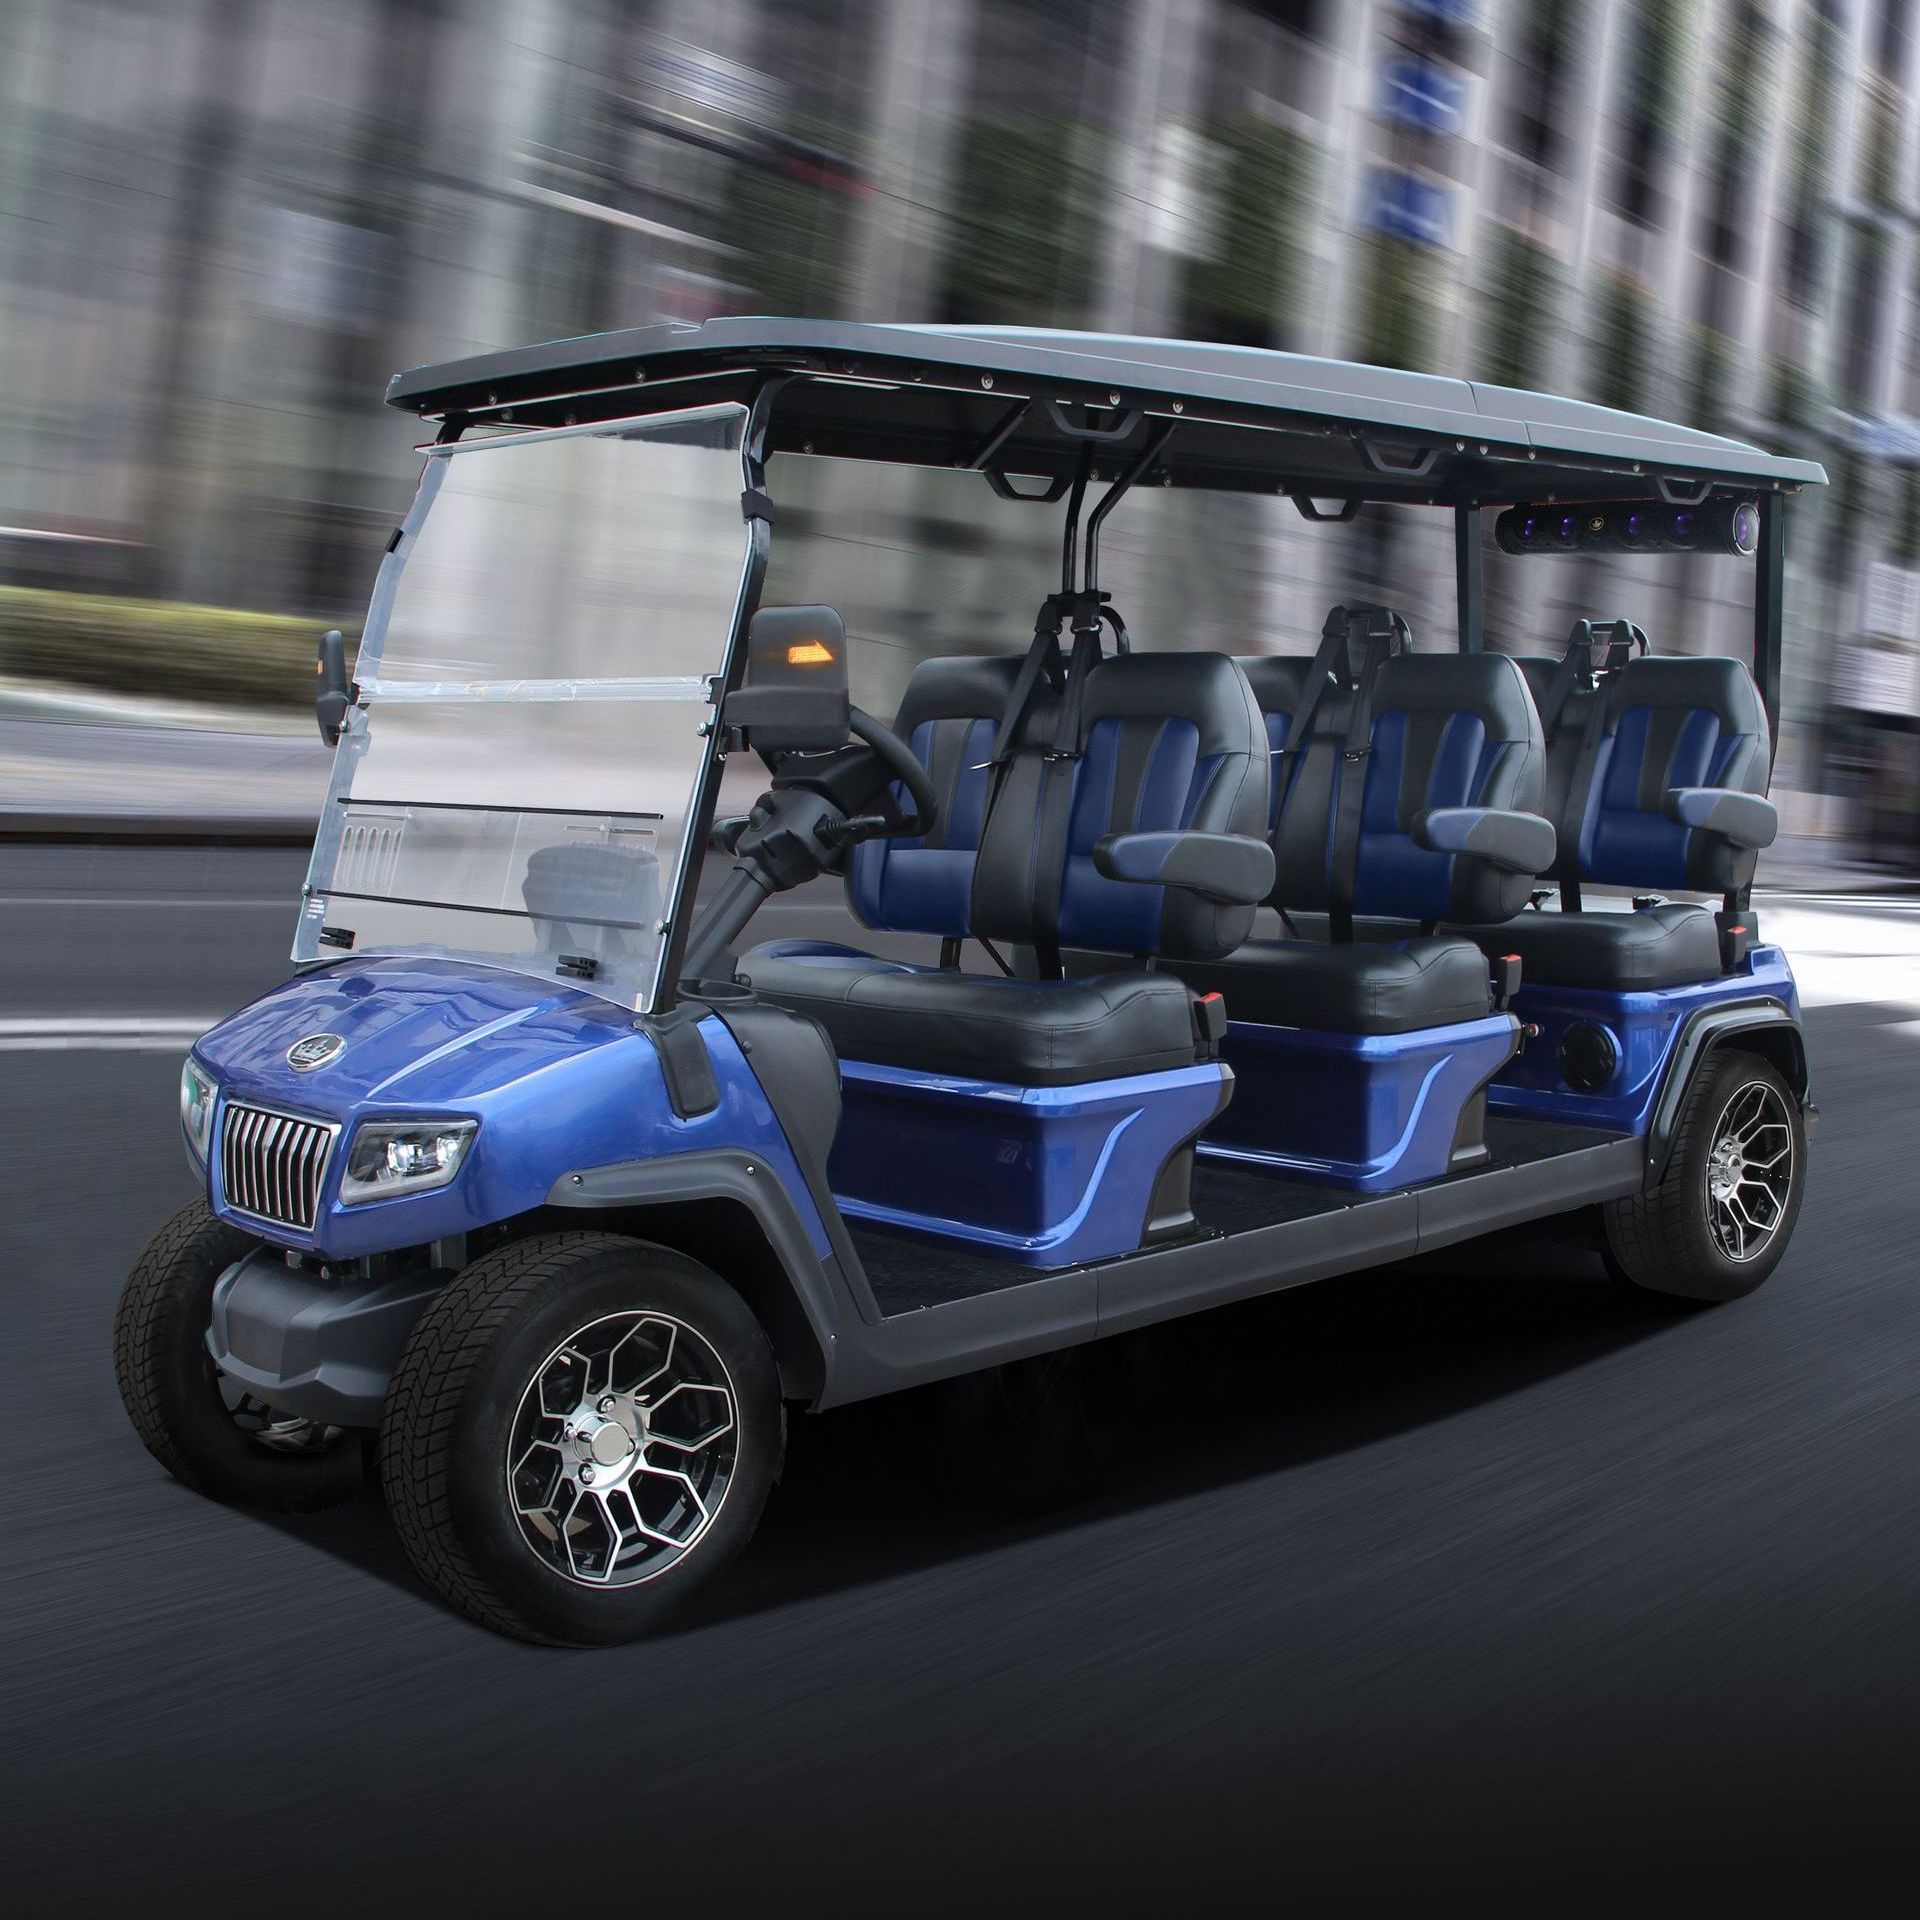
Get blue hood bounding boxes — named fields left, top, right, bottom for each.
left=188, top=955, right=828, bottom=1263
left=196, top=956, right=634, bottom=1113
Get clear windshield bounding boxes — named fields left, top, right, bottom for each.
left=296, top=404, right=751, bottom=1010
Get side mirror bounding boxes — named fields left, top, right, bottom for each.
left=316, top=629, right=352, bottom=746
left=723, top=606, right=851, bottom=754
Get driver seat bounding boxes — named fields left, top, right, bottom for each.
left=740, top=649, right=1270, bottom=1085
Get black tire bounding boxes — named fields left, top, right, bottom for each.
left=113, top=1199, right=369, bottom=1511
left=1602, top=1051, right=1807, bottom=1303
left=379, top=1233, right=783, bottom=1646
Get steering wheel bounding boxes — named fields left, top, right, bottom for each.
left=846, top=706, right=939, bottom=841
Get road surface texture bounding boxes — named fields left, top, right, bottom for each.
left=3, top=846, right=1917, bottom=1910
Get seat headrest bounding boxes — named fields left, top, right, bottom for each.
left=1237, top=654, right=1313, bottom=721
left=894, top=653, right=1051, bottom=735
left=1081, top=651, right=1266, bottom=759
left=1372, top=651, right=1540, bottom=741
left=1605, top=654, right=1767, bottom=738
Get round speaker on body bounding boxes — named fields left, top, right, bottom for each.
left=1558, top=1021, right=1620, bottom=1092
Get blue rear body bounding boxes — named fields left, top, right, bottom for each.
left=1488, top=945, right=1799, bottom=1132
left=828, top=1057, right=1227, bottom=1265
left=1199, top=1012, right=1518, bottom=1189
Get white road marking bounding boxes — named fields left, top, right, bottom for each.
left=1, top=896, right=288, bottom=909
left=0, top=1016, right=217, bottom=1052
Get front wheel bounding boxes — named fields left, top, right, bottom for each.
left=379, top=1233, right=783, bottom=1646
left=113, top=1199, right=369, bottom=1511
left=1602, top=1051, right=1807, bottom=1303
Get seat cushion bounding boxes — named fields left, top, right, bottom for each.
left=1165, top=934, right=1494, bottom=1035
left=1452, top=903, right=1722, bottom=991
left=738, top=940, right=1202, bottom=1086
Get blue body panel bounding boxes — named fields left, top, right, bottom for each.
left=1488, top=945, right=1799, bottom=1131
left=192, top=957, right=829, bottom=1262
left=1198, top=1013, right=1518, bottom=1191
left=827, top=1058, right=1227, bottom=1267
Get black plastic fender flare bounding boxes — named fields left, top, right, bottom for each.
left=546, top=1149, right=871, bottom=1404
left=1644, top=997, right=1809, bottom=1188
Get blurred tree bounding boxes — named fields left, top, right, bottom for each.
left=1895, top=469, right=1920, bottom=569
left=1177, top=115, right=1311, bottom=350
left=940, top=116, right=1107, bottom=325
left=1358, top=234, right=1438, bottom=375
left=1592, top=271, right=1652, bottom=415
left=1479, top=229, right=1558, bottom=391
left=1615, top=0, right=1689, bottom=227
left=1687, top=325, right=1733, bottom=431
left=728, top=118, right=864, bottom=317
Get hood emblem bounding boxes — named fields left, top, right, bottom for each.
left=287, top=1032, right=346, bottom=1073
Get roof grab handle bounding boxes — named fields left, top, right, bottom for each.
left=1358, top=438, right=1440, bottom=478
left=1655, top=474, right=1714, bottom=506
left=1039, top=396, right=1145, bottom=443
left=1292, top=494, right=1363, bottom=523
left=983, top=468, right=1075, bottom=502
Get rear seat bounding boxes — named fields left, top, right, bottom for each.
left=1160, top=635, right=1552, bottom=1033
left=1452, top=648, right=1777, bottom=990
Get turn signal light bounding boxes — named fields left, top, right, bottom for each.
left=786, top=640, right=835, bottom=665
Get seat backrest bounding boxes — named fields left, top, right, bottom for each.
left=972, top=650, right=1269, bottom=961
left=1575, top=654, right=1771, bottom=893
left=847, top=655, right=1053, bottom=938
left=1244, top=649, right=1548, bottom=923
left=1512, top=654, right=1604, bottom=842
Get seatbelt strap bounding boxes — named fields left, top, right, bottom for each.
left=1326, top=618, right=1395, bottom=944
left=990, top=597, right=1070, bottom=769
left=1028, top=607, right=1105, bottom=978
left=1555, top=674, right=1614, bottom=915
left=1535, top=621, right=1593, bottom=745
left=1273, top=608, right=1350, bottom=812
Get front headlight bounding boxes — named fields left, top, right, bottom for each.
left=180, top=1057, right=216, bottom=1166
left=341, top=1118, right=478, bottom=1204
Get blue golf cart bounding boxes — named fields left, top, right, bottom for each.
left=114, top=322, right=1824, bottom=1644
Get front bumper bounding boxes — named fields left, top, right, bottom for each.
left=208, top=1250, right=450, bottom=1429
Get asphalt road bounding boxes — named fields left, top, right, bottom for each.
left=4, top=848, right=1918, bottom=1909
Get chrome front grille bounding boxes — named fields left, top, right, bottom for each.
left=220, top=1103, right=338, bottom=1232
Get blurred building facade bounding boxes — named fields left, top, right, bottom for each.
left=3, top=0, right=1920, bottom=849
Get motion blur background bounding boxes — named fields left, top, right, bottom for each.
left=6, top=9, right=1920, bottom=1904
left=3, top=0, right=1920, bottom=873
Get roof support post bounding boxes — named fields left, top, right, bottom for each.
left=1753, top=490, right=1785, bottom=753
left=1454, top=504, right=1484, bottom=653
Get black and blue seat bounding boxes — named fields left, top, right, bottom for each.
left=1130, top=624, right=1556, bottom=1188
left=740, top=644, right=1272, bottom=1264
left=1456, top=648, right=1778, bottom=991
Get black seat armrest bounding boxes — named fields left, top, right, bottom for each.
left=1411, top=806, right=1556, bottom=875
left=1092, top=830, right=1275, bottom=906
left=1663, top=787, right=1779, bottom=851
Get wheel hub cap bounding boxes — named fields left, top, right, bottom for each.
left=1703, top=1080, right=1795, bottom=1263
left=505, top=1311, right=740, bottom=1588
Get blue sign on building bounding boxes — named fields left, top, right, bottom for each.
left=1379, top=54, right=1467, bottom=135
left=1366, top=167, right=1455, bottom=249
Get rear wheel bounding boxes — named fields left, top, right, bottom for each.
left=379, top=1233, right=783, bottom=1646
left=113, top=1199, right=368, bottom=1510
left=1603, top=1051, right=1806, bottom=1303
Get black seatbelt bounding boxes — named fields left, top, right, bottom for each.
left=1325, top=616, right=1398, bottom=944
left=1273, top=608, right=1350, bottom=805
left=1028, top=602, right=1105, bottom=979
left=990, top=596, right=1070, bottom=769
left=1535, top=621, right=1594, bottom=745
left=1554, top=680, right=1614, bottom=915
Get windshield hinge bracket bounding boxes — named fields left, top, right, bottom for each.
left=740, top=487, right=775, bottom=525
